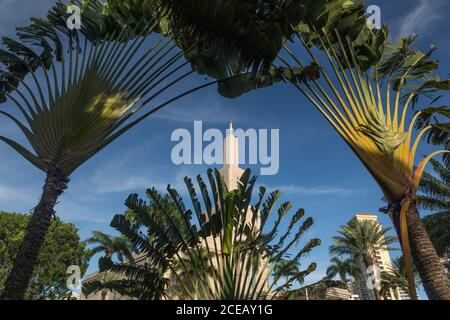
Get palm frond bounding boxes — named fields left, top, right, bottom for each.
left=95, top=169, right=320, bottom=300
left=0, top=5, right=220, bottom=176
left=423, top=211, right=450, bottom=256
left=417, top=169, right=450, bottom=203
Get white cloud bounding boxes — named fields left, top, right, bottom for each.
left=268, top=185, right=362, bottom=196
left=154, top=98, right=249, bottom=125
left=86, top=151, right=193, bottom=195
left=55, top=199, right=110, bottom=224
left=93, top=175, right=163, bottom=194
left=397, top=0, right=445, bottom=37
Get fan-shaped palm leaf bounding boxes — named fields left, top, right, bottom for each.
left=0, top=4, right=223, bottom=300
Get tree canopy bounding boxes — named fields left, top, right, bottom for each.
left=0, top=212, right=89, bottom=300
left=1, top=0, right=388, bottom=102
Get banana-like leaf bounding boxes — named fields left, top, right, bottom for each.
left=6, top=0, right=388, bottom=100
left=101, top=169, right=320, bottom=300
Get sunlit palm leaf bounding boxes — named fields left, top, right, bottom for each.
left=277, top=26, right=450, bottom=298
left=0, top=17, right=218, bottom=175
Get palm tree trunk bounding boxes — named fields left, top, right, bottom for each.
left=406, top=202, right=450, bottom=300
left=1, top=169, right=68, bottom=300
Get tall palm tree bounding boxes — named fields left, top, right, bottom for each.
left=0, top=2, right=222, bottom=299
left=276, top=22, right=450, bottom=299
left=85, top=231, right=135, bottom=300
left=326, top=256, right=360, bottom=285
left=83, top=169, right=321, bottom=300
left=330, top=219, right=398, bottom=300
left=85, top=231, right=135, bottom=267
left=418, top=159, right=450, bottom=256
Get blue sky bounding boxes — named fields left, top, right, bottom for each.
left=0, top=0, right=449, bottom=298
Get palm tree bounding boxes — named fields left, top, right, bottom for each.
left=275, top=20, right=450, bottom=299
left=326, top=257, right=360, bottom=285
left=380, top=257, right=410, bottom=300
left=418, top=159, right=450, bottom=256
left=272, top=258, right=300, bottom=286
left=83, top=169, right=321, bottom=300
left=84, top=231, right=135, bottom=300
left=0, top=2, right=222, bottom=299
left=330, top=219, right=398, bottom=300
left=85, top=231, right=135, bottom=266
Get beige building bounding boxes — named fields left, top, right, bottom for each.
left=349, top=214, right=410, bottom=300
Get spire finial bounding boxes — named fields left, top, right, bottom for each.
left=229, top=118, right=234, bottom=131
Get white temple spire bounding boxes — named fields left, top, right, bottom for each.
left=220, top=120, right=244, bottom=190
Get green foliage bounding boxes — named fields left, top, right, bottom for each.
left=217, top=63, right=321, bottom=98
left=415, top=107, right=449, bottom=166
left=270, top=257, right=307, bottom=292
left=330, top=219, right=398, bottom=264
left=329, top=219, right=398, bottom=300
left=83, top=169, right=320, bottom=300
left=419, top=159, right=450, bottom=256
left=214, top=0, right=387, bottom=98
left=0, top=212, right=88, bottom=300
left=325, top=256, right=360, bottom=283
left=0, top=0, right=135, bottom=100
left=300, top=0, right=388, bottom=71
left=380, top=257, right=410, bottom=299
left=4, top=0, right=388, bottom=100
left=376, top=34, right=440, bottom=91
left=376, top=34, right=449, bottom=167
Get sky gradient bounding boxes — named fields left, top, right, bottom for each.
left=0, top=0, right=449, bottom=299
